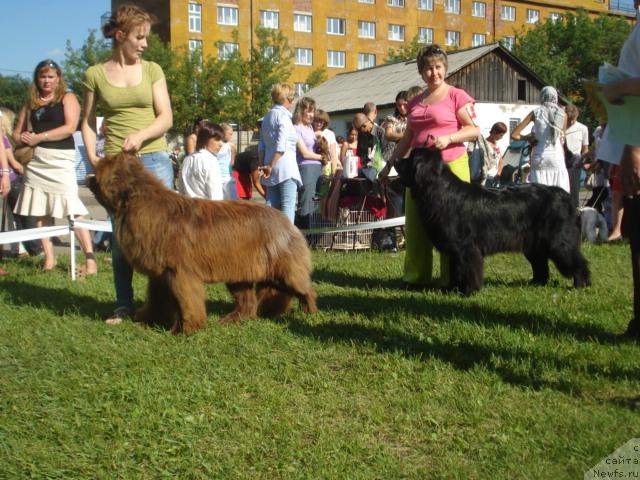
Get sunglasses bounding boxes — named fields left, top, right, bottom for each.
left=36, top=60, right=60, bottom=71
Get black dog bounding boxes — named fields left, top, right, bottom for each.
left=396, top=147, right=591, bottom=295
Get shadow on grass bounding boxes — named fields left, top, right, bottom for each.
left=313, top=264, right=575, bottom=291
left=313, top=267, right=616, bottom=343
left=278, top=314, right=638, bottom=395
left=0, top=280, right=113, bottom=320
left=0, top=279, right=237, bottom=323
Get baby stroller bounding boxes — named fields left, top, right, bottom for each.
left=494, top=140, right=531, bottom=188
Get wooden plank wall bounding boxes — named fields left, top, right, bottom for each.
left=449, top=52, right=543, bottom=104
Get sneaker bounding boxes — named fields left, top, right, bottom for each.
left=105, top=307, right=133, bottom=326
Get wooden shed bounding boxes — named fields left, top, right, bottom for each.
left=305, top=43, right=555, bottom=152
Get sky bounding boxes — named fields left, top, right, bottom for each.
left=0, top=0, right=111, bottom=78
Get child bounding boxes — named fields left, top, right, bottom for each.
left=179, top=122, right=224, bottom=200
left=218, top=123, right=237, bottom=200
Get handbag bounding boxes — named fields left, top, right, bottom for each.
left=468, top=140, right=484, bottom=183
left=14, top=145, right=34, bottom=166
left=14, top=108, right=34, bottom=166
left=468, top=135, right=490, bottom=184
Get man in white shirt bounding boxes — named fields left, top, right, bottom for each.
left=564, top=104, right=589, bottom=208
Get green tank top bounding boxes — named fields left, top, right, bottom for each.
left=83, top=60, right=168, bottom=155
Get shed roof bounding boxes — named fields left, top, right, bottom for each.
left=305, top=43, right=546, bottom=114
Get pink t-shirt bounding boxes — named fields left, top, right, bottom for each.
left=408, top=86, right=474, bottom=162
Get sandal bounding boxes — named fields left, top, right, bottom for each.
left=75, top=253, right=98, bottom=279
left=105, top=307, right=133, bottom=326
left=43, top=260, right=57, bottom=272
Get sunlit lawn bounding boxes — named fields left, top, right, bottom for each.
left=0, top=243, right=638, bottom=479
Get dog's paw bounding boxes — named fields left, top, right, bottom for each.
left=219, top=312, right=244, bottom=325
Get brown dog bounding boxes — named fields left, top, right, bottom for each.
left=89, top=153, right=317, bottom=334
left=314, top=135, right=331, bottom=166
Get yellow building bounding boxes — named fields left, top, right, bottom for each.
left=112, top=0, right=634, bottom=95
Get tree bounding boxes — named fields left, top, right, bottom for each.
left=386, top=34, right=430, bottom=63
left=514, top=9, right=631, bottom=125
left=63, top=29, right=111, bottom=98
left=0, top=74, right=29, bottom=113
left=305, top=67, right=327, bottom=89
left=244, top=27, right=294, bottom=127
left=63, top=27, right=296, bottom=132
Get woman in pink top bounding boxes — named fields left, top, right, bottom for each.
left=381, top=44, right=479, bottom=288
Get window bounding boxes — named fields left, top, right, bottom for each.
left=517, top=79, right=527, bottom=101
left=295, top=83, right=310, bottom=97
left=526, top=9, right=539, bottom=23
left=418, top=27, right=433, bottom=44
left=509, top=118, right=519, bottom=136
left=358, top=21, right=376, bottom=38
left=263, top=46, right=276, bottom=60
left=388, top=24, right=405, bottom=41
left=501, top=5, right=515, bottom=21
left=327, top=50, right=346, bottom=68
left=445, top=30, right=460, bottom=47
left=294, top=13, right=312, bottom=32
left=189, top=39, right=203, bottom=64
left=417, top=0, right=433, bottom=10
left=189, top=3, right=201, bottom=32
left=549, top=12, right=562, bottom=23
left=295, top=48, right=313, bottom=65
left=218, top=42, right=239, bottom=60
left=388, top=0, right=405, bottom=6
left=444, top=0, right=460, bottom=14
left=261, top=10, right=279, bottom=29
left=217, top=6, right=238, bottom=26
left=327, top=17, right=346, bottom=35
left=502, top=36, right=515, bottom=50
left=219, top=81, right=240, bottom=95
left=472, top=1, right=486, bottom=17
left=359, top=0, right=375, bottom=3
left=472, top=33, right=486, bottom=47
left=358, top=53, right=376, bottom=69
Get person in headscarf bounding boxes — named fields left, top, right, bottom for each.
left=511, top=85, right=569, bottom=193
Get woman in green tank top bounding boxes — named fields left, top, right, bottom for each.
left=80, top=4, right=174, bottom=325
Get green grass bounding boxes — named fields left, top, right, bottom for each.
left=0, top=243, right=639, bottom=479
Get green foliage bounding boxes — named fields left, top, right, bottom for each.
left=386, top=34, right=430, bottom=63
left=513, top=9, right=631, bottom=125
left=215, top=31, right=247, bottom=125
left=144, top=36, right=207, bottom=134
left=62, top=29, right=111, bottom=98
left=305, top=67, right=328, bottom=89
left=244, top=27, right=294, bottom=127
left=63, top=27, right=294, bottom=132
left=0, top=244, right=639, bottom=478
left=143, top=33, right=175, bottom=75
left=0, top=74, right=29, bottom=113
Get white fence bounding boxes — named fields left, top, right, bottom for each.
left=0, top=216, right=406, bottom=280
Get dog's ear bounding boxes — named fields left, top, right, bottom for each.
left=94, top=153, right=139, bottom=212
left=425, top=147, right=445, bottom=176
left=394, top=156, right=415, bottom=188
left=410, top=147, right=444, bottom=181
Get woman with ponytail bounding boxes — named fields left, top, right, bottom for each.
left=81, top=3, right=173, bottom=325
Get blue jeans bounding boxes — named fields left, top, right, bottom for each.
left=266, top=178, right=298, bottom=224
left=112, top=151, right=174, bottom=311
